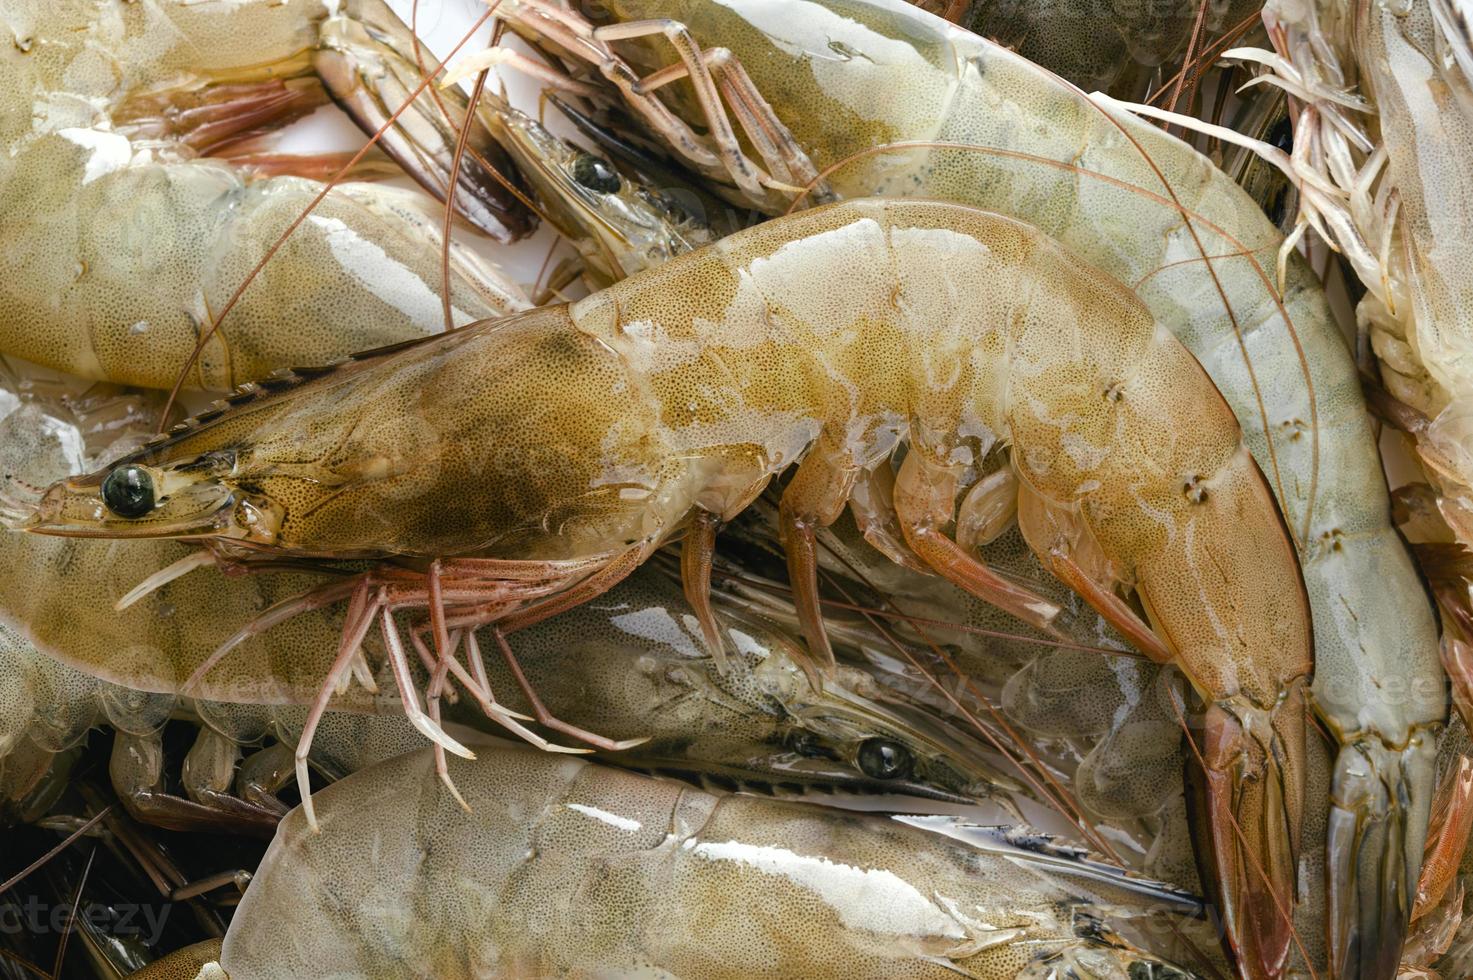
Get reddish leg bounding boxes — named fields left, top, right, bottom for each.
left=490, top=629, right=648, bottom=752
left=1413, top=754, right=1473, bottom=921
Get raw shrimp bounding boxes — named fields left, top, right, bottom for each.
left=0, top=0, right=531, bottom=391
left=0, top=382, right=1028, bottom=803
left=476, top=2, right=1443, bottom=973
left=29, top=197, right=1313, bottom=977
left=209, top=741, right=1207, bottom=979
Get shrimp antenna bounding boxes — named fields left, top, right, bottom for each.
left=442, top=65, right=493, bottom=333
left=1082, top=73, right=1320, bottom=546
left=0, top=807, right=111, bottom=896
left=1159, top=0, right=1213, bottom=131
left=1147, top=8, right=1264, bottom=109
left=404, top=1, right=560, bottom=334
left=47, top=844, right=96, bottom=978
left=407, top=2, right=553, bottom=227
left=159, top=4, right=502, bottom=430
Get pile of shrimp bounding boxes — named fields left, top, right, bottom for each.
left=0, top=1, right=1467, bottom=978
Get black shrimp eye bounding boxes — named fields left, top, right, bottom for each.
left=100, top=465, right=155, bottom=519
left=572, top=153, right=621, bottom=194
left=856, top=738, right=913, bottom=781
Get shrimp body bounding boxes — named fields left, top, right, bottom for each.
left=0, top=0, right=530, bottom=390
left=215, top=742, right=1204, bottom=979
left=32, top=198, right=1313, bottom=977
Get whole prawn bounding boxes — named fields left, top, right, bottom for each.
left=0, top=381, right=1029, bottom=818
left=464, top=2, right=1444, bottom=973
left=0, top=0, right=532, bottom=391
left=28, top=197, right=1313, bottom=977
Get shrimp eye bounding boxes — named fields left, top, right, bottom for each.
left=856, top=738, right=913, bottom=780
left=101, top=465, right=155, bottom=518
left=572, top=154, right=621, bottom=194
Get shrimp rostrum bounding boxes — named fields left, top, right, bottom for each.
left=26, top=198, right=1314, bottom=976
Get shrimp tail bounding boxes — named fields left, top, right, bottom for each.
left=1187, top=685, right=1307, bottom=980
left=314, top=1, right=536, bottom=241
left=1325, top=737, right=1438, bottom=980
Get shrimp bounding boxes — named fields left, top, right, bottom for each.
left=463, top=2, right=1444, bottom=973
left=27, top=196, right=1313, bottom=977
left=206, top=740, right=1207, bottom=979
left=0, top=382, right=1027, bottom=815
left=0, top=0, right=532, bottom=391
